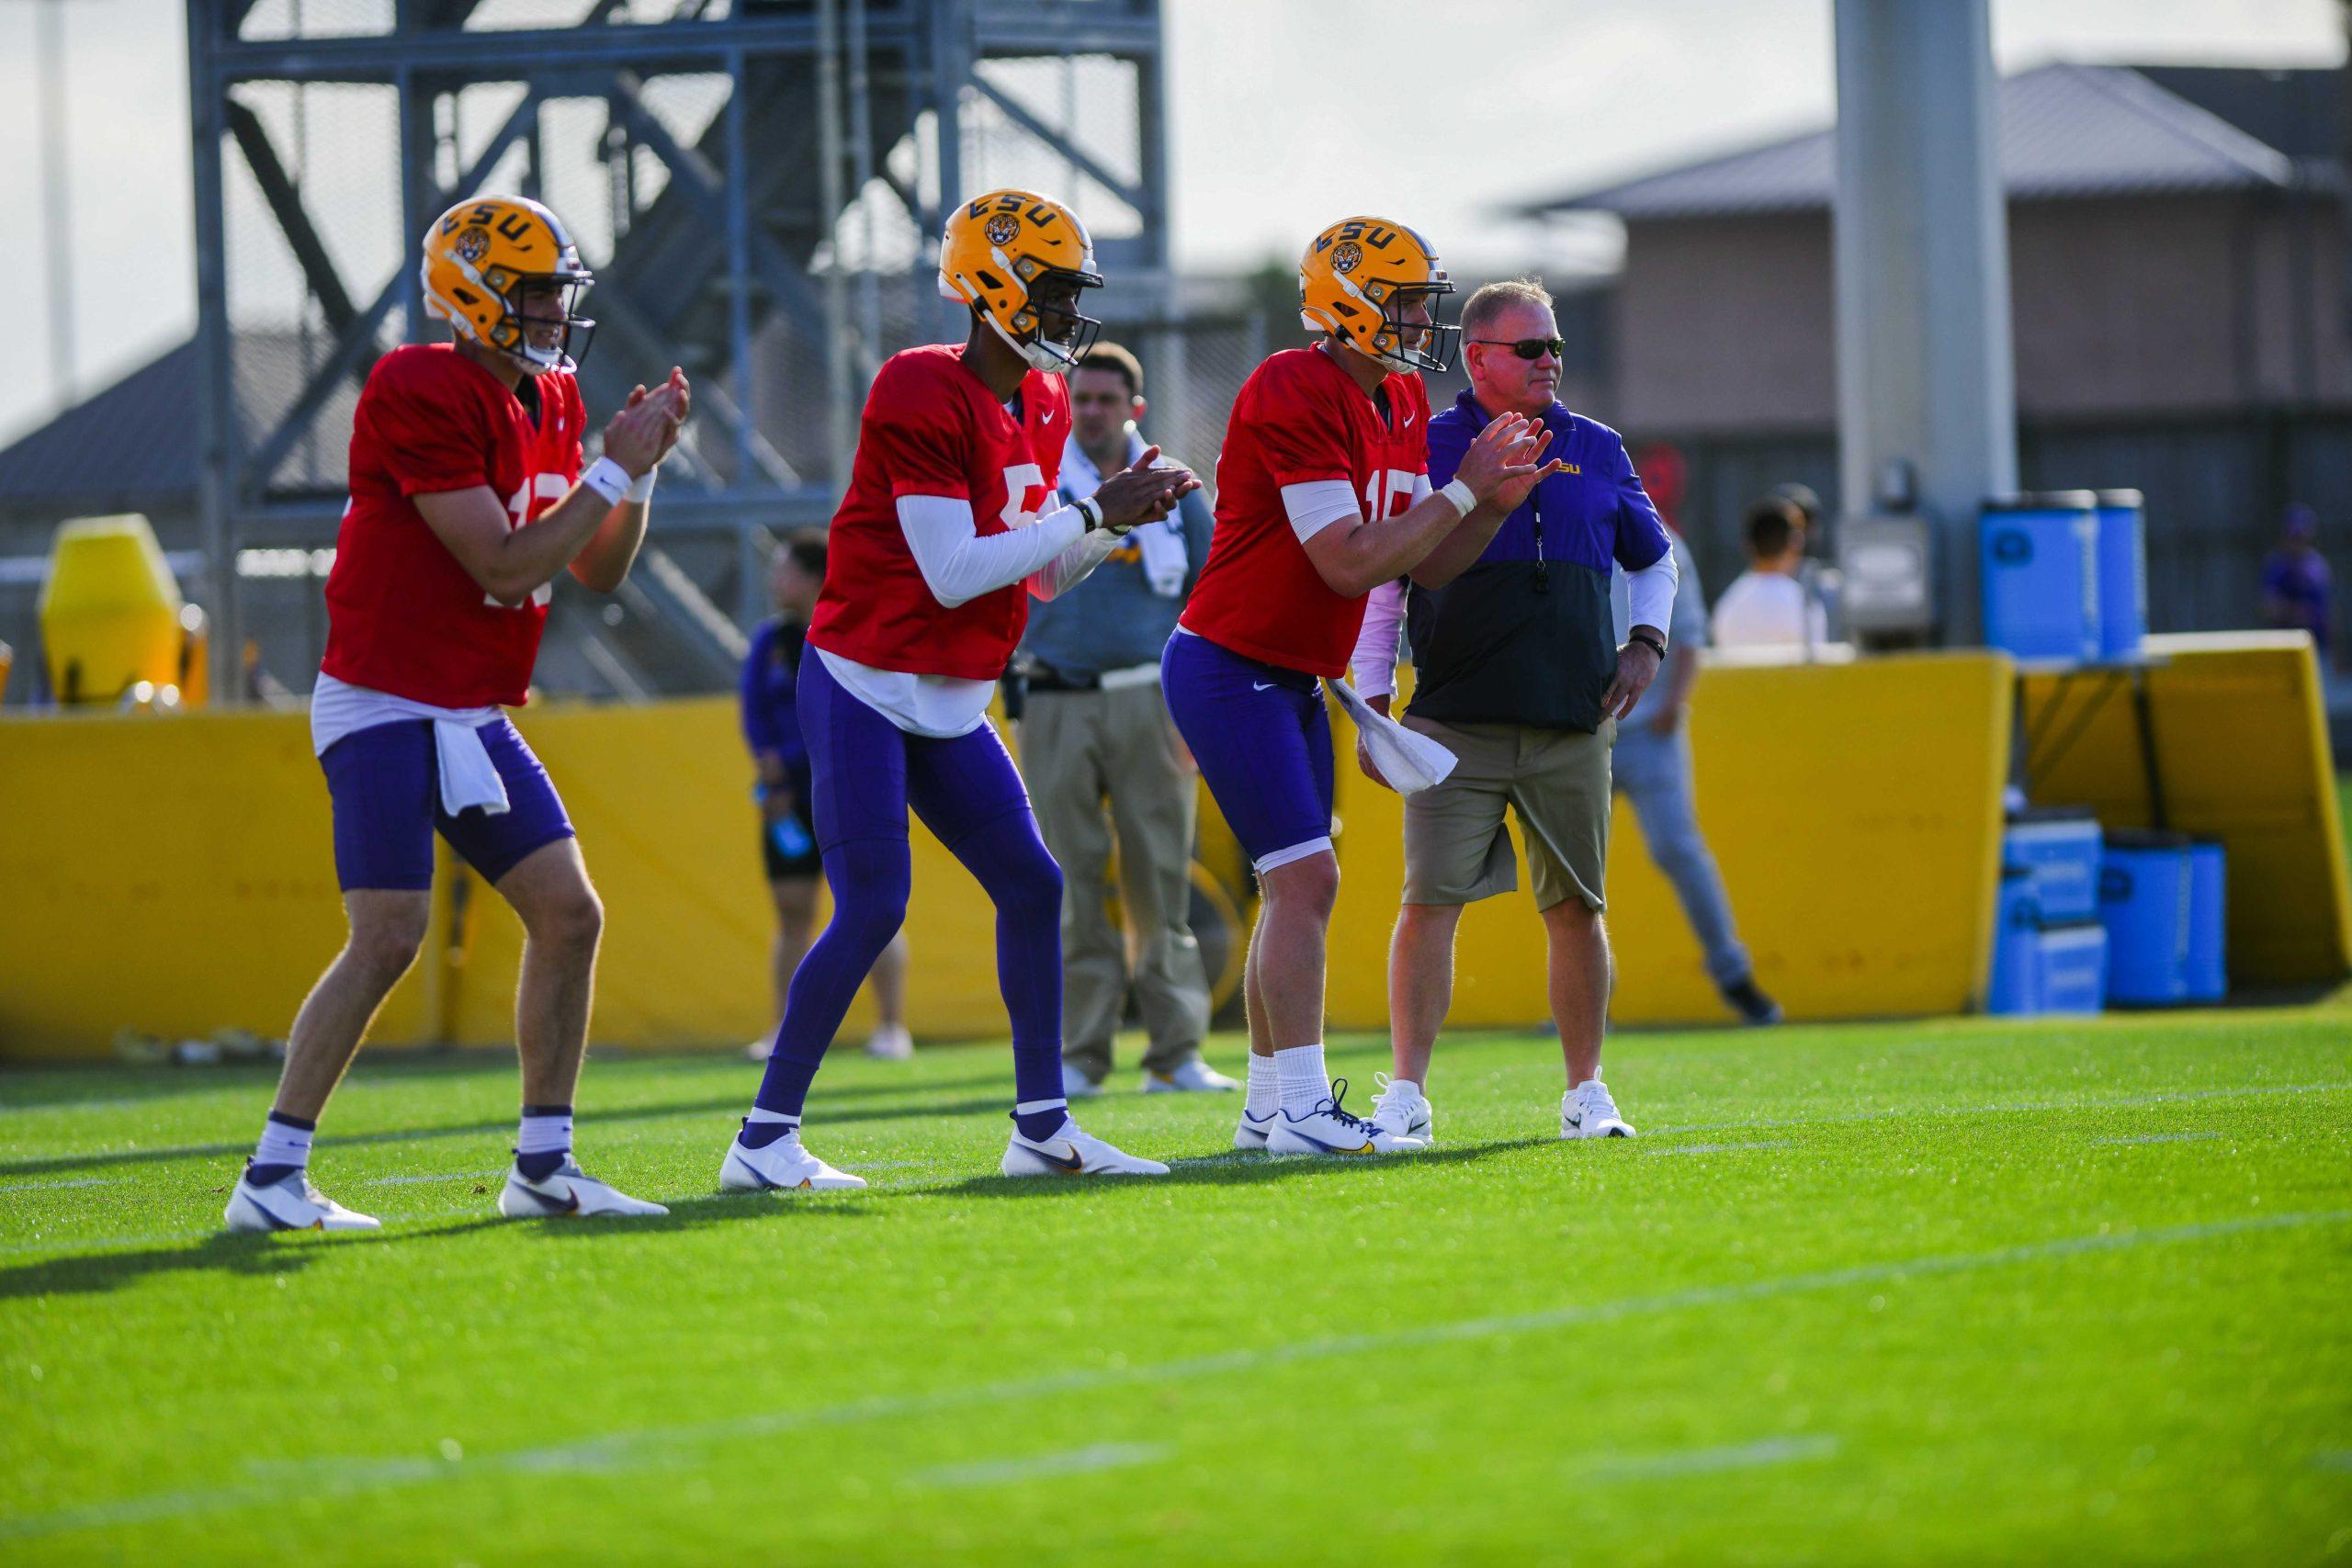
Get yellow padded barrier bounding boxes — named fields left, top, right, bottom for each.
left=1324, top=651, right=2016, bottom=1027
left=2018, top=632, right=2351, bottom=986
left=37, top=515, right=190, bottom=706
left=0, top=700, right=997, bottom=1059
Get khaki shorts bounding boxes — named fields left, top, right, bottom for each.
left=1399, top=714, right=1615, bottom=912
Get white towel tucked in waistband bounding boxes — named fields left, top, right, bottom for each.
left=432, top=717, right=511, bottom=817
left=1325, top=679, right=1457, bottom=795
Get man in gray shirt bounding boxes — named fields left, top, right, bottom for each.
left=1611, top=531, right=1780, bottom=1024
left=1015, top=344, right=1231, bottom=1095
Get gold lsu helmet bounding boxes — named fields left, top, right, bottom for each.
left=939, top=189, right=1103, bottom=374
left=419, top=195, right=595, bottom=375
left=1299, top=217, right=1457, bottom=374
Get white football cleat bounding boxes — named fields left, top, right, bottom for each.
left=498, top=1158, right=669, bottom=1218
left=1142, top=1059, right=1240, bottom=1094
left=719, top=1127, right=868, bottom=1191
left=1266, top=1077, right=1430, bottom=1156
left=1059, top=1059, right=1103, bottom=1099
left=1369, top=1073, right=1434, bottom=1144
left=1234, top=1107, right=1276, bottom=1150
left=223, top=1164, right=380, bottom=1234
left=864, top=1023, right=915, bottom=1061
left=1001, top=1120, right=1170, bottom=1177
left=1561, top=1078, right=1635, bottom=1139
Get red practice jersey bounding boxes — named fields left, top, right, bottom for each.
left=808, top=344, right=1070, bottom=681
left=1181, top=346, right=1431, bottom=676
left=321, top=344, right=584, bottom=708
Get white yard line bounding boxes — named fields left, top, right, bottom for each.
left=2086, top=1131, right=2221, bottom=1146
left=1646, top=1079, right=2348, bottom=1137
left=1589, top=1434, right=1839, bottom=1481
left=0, top=1177, right=122, bottom=1192
left=3, top=1207, right=2342, bottom=1541
left=908, top=1443, right=1169, bottom=1490
left=1644, top=1142, right=1794, bottom=1157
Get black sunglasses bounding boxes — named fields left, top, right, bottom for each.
left=1471, top=336, right=1566, bottom=360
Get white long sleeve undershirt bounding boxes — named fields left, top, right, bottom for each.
left=894, top=493, right=1111, bottom=608
left=1625, top=547, right=1679, bottom=636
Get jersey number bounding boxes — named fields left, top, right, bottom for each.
left=1363, top=468, right=1419, bottom=522
left=483, top=473, right=569, bottom=609
left=1000, top=463, right=1048, bottom=530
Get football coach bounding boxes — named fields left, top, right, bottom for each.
left=1351, top=277, right=1678, bottom=1144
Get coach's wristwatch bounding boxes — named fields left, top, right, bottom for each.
left=1076, top=496, right=1106, bottom=533
left=1626, top=629, right=1668, bottom=660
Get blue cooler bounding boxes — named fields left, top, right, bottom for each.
left=2035, top=921, right=2109, bottom=1014
left=2100, top=832, right=2193, bottom=1005
left=2185, top=840, right=2227, bottom=1002
left=2093, top=489, right=2147, bottom=662
left=2004, top=808, right=2102, bottom=922
left=1986, top=866, right=2041, bottom=1014
left=1982, top=491, right=2101, bottom=663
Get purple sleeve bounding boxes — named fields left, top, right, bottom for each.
left=1611, top=439, right=1671, bottom=572
left=1423, top=412, right=1474, bottom=491
left=740, top=625, right=786, bottom=760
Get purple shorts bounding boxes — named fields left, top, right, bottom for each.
left=1160, top=631, right=1334, bottom=872
left=320, top=717, right=575, bottom=891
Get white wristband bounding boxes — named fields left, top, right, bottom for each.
left=580, top=456, right=631, bottom=507
left=1440, top=478, right=1477, bottom=518
left=625, top=468, right=656, bottom=504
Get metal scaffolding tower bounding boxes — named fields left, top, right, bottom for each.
left=186, top=0, right=1172, bottom=700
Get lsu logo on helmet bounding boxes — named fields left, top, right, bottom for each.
left=1299, top=217, right=1458, bottom=374
left=940, top=189, right=1105, bottom=375
left=419, top=195, right=596, bottom=376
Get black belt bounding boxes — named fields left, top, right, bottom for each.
left=1025, top=664, right=1102, bottom=694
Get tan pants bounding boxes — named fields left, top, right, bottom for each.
left=1400, top=714, right=1616, bottom=913
left=1023, top=680, right=1212, bottom=1081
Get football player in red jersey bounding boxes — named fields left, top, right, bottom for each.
left=224, top=196, right=689, bottom=1234
left=1164, top=217, right=1561, bottom=1156
left=719, top=189, right=1195, bottom=1190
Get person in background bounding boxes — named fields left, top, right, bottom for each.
left=741, top=530, right=912, bottom=1064
left=2263, top=502, right=2335, bottom=670
left=1711, top=496, right=1826, bottom=650
left=1611, top=528, right=1781, bottom=1025
left=1769, top=480, right=1844, bottom=640
left=1012, top=343, right=1231, bottom=1098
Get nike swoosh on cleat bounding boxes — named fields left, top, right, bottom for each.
left=1283, top=1130, right=1376, bottom=1155
left=516, top=1182, right=581, bottom=1214
left=1026, top=1143, right=1087, bottom=1174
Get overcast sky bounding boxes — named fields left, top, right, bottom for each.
left=0, top=0, right=2341, bottom=446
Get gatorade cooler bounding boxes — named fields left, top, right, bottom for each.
left=2185, top=840, right=2227, bottom=1003
left=1981, top=491, right=2100, bottom=663
left=1986, top=866, right=2041, bottom=1015
left=2100, top=832, right=2193, bottom=1006
left=2093, top=490, right=2147, bottom=662
left=2035, top=921, right=2109, bottom=1014
left=2004, top=808, right=2102, bottom=923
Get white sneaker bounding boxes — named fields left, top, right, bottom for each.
left=1369, top=1073, right=1434, bottom=1144
left=1060, top=1059, right=1103, bottom=1099
left=718, top=1126, right=868, bottom=1191
left=1002, top=1119, right=1170, bottom=1177
left=1141, top=1059, right=1240, bottom=1094
left=1561, top=1078, right=1635, bottom=1139
left=1266, top=1077, right=1430, bottom=1156
left=498, top=1158, right=669, bottom=1218
left=1234, top=1107, right=1277, bottom=1150
left=222, top=1164, right=380, bottom=1234
left=864, top=1023, right=914, bottom=1060
left=746, top=1034, right=775, bottom=1062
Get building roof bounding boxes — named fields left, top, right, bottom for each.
left=1521, top=62, right=2311, bottom=222
left=0, top=333, right=359, bottom=527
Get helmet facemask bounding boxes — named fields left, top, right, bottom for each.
left=1362, top=279, right=1459, bottom=375
left=481, top=267, right=597, bottom=376
left=986, top=256, right=1104, bottom=376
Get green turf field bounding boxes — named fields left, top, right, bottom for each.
left=4, top=1007, right=2348, bottom=1564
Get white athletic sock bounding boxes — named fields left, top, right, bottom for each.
left=745, top=1106, right=799, bottom=1129
left=1386, top=1077, right=1424, bottom=1102
left=1245, top=1053, right=1279, bottom=1117
left=516, top=1109, right=573, bottom=1158
left=253, top=1114, right=312, bottom=1172
left=1273, top=1043, right=1329, bottom=1113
